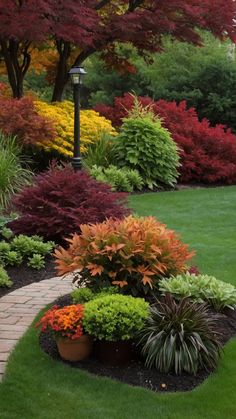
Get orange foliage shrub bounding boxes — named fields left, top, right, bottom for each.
left=55, top=216, right=194, bottom=297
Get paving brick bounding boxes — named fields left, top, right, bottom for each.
left=0, top=362, right=6, bottom=374
left=0, top=352, right=9, bottom=361
left=0, top=331, right=24, bottom=340
left=0, top=295, right=32, bottom=304
left=0, top=341, right=16, bottom=352
left=0, top=316, right=22, bottom=325
left=0, top=303, right=14, bottom=311
left=0, top=324, right=27, bottom=332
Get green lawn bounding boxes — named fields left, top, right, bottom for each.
left=130, top=186, right=236, bottom=286
left=0, top=186, right=236, bottom=419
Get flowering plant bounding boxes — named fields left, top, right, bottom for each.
left=36, top=304, right=84, bottom=340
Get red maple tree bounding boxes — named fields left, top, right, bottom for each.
left=0, top=0, right=235, bottom=100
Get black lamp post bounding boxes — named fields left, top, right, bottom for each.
left=69, top=66, right=87, bottom=171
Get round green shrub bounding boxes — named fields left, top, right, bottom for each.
left=83, top=294, right=149, bottom=341
left=114, top=102, right=180, bottom=188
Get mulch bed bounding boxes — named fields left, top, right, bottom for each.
left=0, top=256, right=57, bottom=298
left=39, top=294, right=236, bottom=393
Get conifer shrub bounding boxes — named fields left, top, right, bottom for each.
left=114, top=102, right=180, bottom=188
left=10, top=165, right=130, bottom=242
left=54, top=215, right=194, bottom=297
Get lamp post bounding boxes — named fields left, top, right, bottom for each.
left=69, top=66, right=87, bottom=171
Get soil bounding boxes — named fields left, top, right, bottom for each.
left=0, top=256, right=57, bottom=298
left=39, top=294, right=236, bottom=393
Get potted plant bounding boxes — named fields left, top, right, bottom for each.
left=83, top=294, right=149, bottom=366
left=36, top=304, right=93, bottom=362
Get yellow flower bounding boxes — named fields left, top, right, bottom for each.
left=34, top=100, right=116, bottom=157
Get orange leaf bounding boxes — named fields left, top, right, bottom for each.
left=112, top=280, right=128, bottom=288
left=86, top=263, right=104, bottom=276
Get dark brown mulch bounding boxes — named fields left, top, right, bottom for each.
left=0, top=256, right=57, bottom=298
left=39, top=294, right=236, bottom=393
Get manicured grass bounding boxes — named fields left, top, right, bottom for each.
left=1, top=185, right=236, bottom=418
left=0, top=317, right=236, bottom=419
left=130, top=186, right=236, bottom=286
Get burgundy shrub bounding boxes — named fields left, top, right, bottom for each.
left=0, top=95, right=55, bottom=146
left=10, top=165, right=130, bottom=242
left=95, top=93, right=236, bottom=184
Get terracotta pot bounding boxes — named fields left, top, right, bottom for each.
left=56, top=335, right=93, bottom=362
left=97, top=340, right=132, bottom=366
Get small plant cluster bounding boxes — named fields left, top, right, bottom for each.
left=95, top=93, right=236, bottom=184
left=55, top=215, right=194, bottom=297
left=89, top=165, right=143, bottom=192
left=139, top=295, right=222, bottom=375
left=36, top=304, right=84, bottom=340
left=0, top=265, right=12, bottom=288
left=0, top=233, right=55, bottom=273
left=34, top=100, right=117, bottom=157
left=10, top=165, right=129, bottom=242
left=160, top=273, right=236, bottom=311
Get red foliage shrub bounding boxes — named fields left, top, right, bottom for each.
left=0, top=95, right=55, bottom=145
left=10, top=165, right=130, bottom=242
left=95, top=94, right=236, bottom=184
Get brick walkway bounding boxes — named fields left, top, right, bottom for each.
left=0, top=276, right=72, bottom=381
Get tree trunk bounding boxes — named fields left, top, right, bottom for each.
left=51, top=41, right=70, bottom=102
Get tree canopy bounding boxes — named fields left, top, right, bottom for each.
left=0, top=0, right=236, bottom=101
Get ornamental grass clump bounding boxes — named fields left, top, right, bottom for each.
left=139, top=295, right=222, bottom=375
left=55, top=215, right=194, bottom=297
left=160, top=273, right=236, bottom=311
left=36, top=305, right=84, bottom=340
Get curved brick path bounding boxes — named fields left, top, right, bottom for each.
left=0, top=276, right=72, bottom=381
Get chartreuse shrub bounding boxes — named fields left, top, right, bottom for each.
left=160, top=273, right=236, bottom=311
left=71, top=286, right=119, bottom=304
left=27, top=254, right=45, bottom=270
left=0, top=265, right=12, bottom=288
left=55, top=215, right=193, bottom=297
left=139, top=295, right=222, bottom=375
left=34, top=100, right=117, bottom=157
left=83, top=294, right=149, bottom=341
left=89, top=165, right=143, bottom=192
left=10, top=165, right=129, bottom=242
left=113, top=101, right=180, bottom=188
left=0, top=132, right=33, bottom=210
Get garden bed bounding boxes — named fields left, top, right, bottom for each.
left=0, top=256, right=56, bottom=298
left=39, top=294, right=236, bottom=393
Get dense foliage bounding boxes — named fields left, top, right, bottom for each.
left=0, top=95, right=55, bottom=146
left=160, top=274, right=236, bottom=311
left=10, top=165, right=129, bottom=242
left=95, top=94, right=236, bottom=184
left=0, top=265, right=12, bottom=288
left=83, top=294, right=149, bottom=341
left=55, top=215, right=194, bottom=297
left=71, top=286, right=119, bottom=304
left=140, top=295, right=222, bottom=375
left=0, top=133, right=33, bottom=211
left=89, top=165, right=144, bottom=192
left=114, top=103, right=180, bottom=188
left=35, top=101, right=116, bottom=157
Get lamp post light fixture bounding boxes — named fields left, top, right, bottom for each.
left=69, top=66, right=87, bottom=171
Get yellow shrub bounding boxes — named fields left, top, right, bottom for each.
left=34, top=100, right=116, bottom=157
